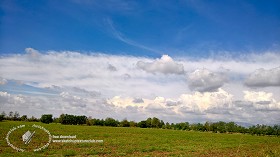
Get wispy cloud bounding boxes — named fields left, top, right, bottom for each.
left=105, top=18, right=162, bottom=55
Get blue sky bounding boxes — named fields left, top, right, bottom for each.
left=1, top=0, right=280, bottom=57
left=0, top=1, right=280, bottom=124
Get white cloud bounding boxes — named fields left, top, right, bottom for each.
left=1, top=48, right=280, bottom=124
left=178, top=88, right=233, bottom=112
left=137, top=55, right=185, bottom=74
left=187, top=69, right=227, bottom=92
left=243, top=91, right=280, bottom=111
left=245, top=67, right=280, bottom=87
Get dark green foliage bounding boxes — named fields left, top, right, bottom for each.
left=59, top=114, right=87, bottom=125
left=120, top=119, right=130, bottom=127
left=40, top=114, right=53, bottom=124
left=104, top=117, right=119, bottom=127
left=20, top=115, right=28, bottom=121
left=13, top=111, right=20, bottom=121
left=138, top=120, right=147, bottom=128
left=0, top=115, right=4, bottom=121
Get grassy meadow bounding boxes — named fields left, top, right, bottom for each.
left=0, top=121, right=279, bottom=157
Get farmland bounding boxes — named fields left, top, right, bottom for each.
left=0, top=121, right=279, bottom=156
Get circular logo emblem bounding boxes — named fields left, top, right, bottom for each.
left=6, top=124, right=52, bottom=152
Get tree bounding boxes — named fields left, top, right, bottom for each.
left=86, top=117, right=93, bottom=126
left=8, top=111, right=13, bottom=120
left=13, top=111, right=20, bottom=121
left=92, top=118, right=104, bottom=126
left=0, top=115, right=4, bottom=121
left=129, top=121, right=137, bottom=127
left=1, top=111, right=6, bottom=117
left=138, top=120, right=147, bottom=128
left=53, top=117, right=60, bottom=123
left=217, top=121, right=226, bottom=133
left=146, top=118, right=152, bottom=128
left=165, top=122, right=171, bottom=129
left=226, top=122, right=237, bottom=133
left=0, top=111, right=6, bottom=121
left=151, top=117, right=160, bottom=128
left=76, top=115, right=87, bottom=125
left=120, top=119, right=130, bottom=127
left=21, top=115, right=28, bottom=121
left=160, top=120, right=165, bottom=128
left=104, top=117, right=118, bottom=127
left=28, top=116, right=39, bottom=122
left=204, top=121, right=211, bottom=132
left=40, top=114, right=53, bottom=124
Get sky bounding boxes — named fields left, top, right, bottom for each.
left=0, top=0, right=280, bottom=125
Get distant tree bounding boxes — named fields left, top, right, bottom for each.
left=53, top=117, right=60, bottom=123
left=104, top=117, right=119, bottom=127
left=76, top=115, right=87, bottom=125
left=28, top=116, right=39, bottom=122
left=273, top=125, right=280, bottom=136
left=0, top=112, right=6, bottom=121
left=226, top=122, right=237, bottom=133
left=92, top=118, right=104, bottom=126
left=8, top=111, right=13, bottom=120
left=0, top=115, right=4, bottom=121
left=59, top=114, right=65, bottom=123
left=40, top=114, right=53, bottom=124
left=204, top=122, right=211, bottom=132
left=210, top=123, right=218, bottom=133
left=138, top=120, right=147, bottom=128
left=217, top=121, right=226, bottom=133
left=129, top=121, right=137, bottom=127
left=165, top=122, right=171, bottom=129
left=1, top=111, right=6, bottom=117
left=146, top=118, right=152, bottom=128
left=151, top=117, right=160, bottom=128
left=13, top=111, right=20, bottom=121
left=160, top=120, right=165, bottom=128
left=171, top=123, right=175, bottom=130
left=182, top=122, right=190, bottom=130
left=21, top=115, right=28, bottom=121
left=86, top=117, right=93, bottom=126
left=120, top=119, right=130, bottom=127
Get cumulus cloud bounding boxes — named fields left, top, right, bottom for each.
left=137, top=55, right=184, bottom=74
left=187, top=69, right=227, bottom=92
left=245, top=67, right=280, bottom=87
left=243, top=91, right=280, bottom=111
left=178, top=88, right=233, bottom=112
left=1, top=48, right=280, bottom=124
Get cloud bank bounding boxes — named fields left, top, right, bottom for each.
left=0, top=48, right=280, bottom=124
left=245, top=67, right=280, bottom=87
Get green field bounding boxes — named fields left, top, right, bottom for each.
left=0, top=121, right=279, bottom=157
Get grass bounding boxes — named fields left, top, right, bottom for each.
left=0, top=121, right=279, bottom=156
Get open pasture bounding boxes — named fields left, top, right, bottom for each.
left=0, top=121, right=279, bottom=156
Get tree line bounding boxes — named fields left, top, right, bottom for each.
left=1, top=111, right=279, bottom=136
